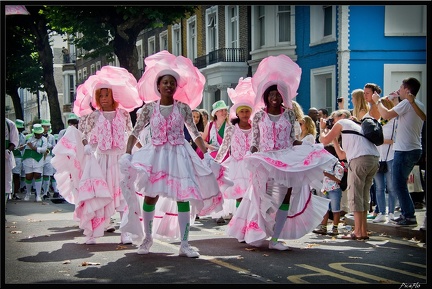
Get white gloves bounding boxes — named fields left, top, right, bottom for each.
left=203, top=152, right=213, bottom=168
left=84, top=144, right=94, bottom=155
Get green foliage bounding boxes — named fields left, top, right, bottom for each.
left=5, top=16, right=44, bottom=94
left=44, top=5, right=197, bottom=62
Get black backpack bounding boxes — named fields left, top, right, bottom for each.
left=342, top=117, right=384, bottom=146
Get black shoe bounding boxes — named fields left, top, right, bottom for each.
left=42, top=194, right=50, bottom=200
left=52, top=192, right=60, bottom=198
left=12, top=194, right=21, bottom=200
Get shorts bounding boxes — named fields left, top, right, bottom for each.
left=43, top=155, right=55, bottom=176
left=12, top=157, right=25, bottom=176
left=325, top=188, right=342, bottom=212
left=347, top=155, right=379, bottom=212
left=23, top=158, right=44, bottom=174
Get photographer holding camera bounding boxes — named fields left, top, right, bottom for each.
left=319, top=109, right=379, bottom=240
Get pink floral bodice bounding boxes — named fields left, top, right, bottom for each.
left=215, top=124, right=252, bottom=162
left=132, top=100, right=201, bottom=146
left=251, top=108, right=296, bottom=152
left=83, top=109, right=132, bottom=151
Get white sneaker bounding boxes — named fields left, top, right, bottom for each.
left=137, top=237, right=153, bottom=255
left=85, top=237, right=96, bottom=245
left=388, top=213, right=395, bottom=222
left=35, top=196, right=42, bottom=202
left=269, top=240, right=292, bottom=251
left=104, top=225, right=116, bottom=232
left=121, top=232, right=132, bottom=244
left=373, top=213, right=386, bottom=223
left=24, top=193, right=30, bottom=201
left=179, top=244, right=200, bottom=258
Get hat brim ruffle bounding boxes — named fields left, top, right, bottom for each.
left=74, top=66, right=142, bottom=116
left=252, top=55, right=302, bottom=110
left=137, top=50, right=205, bottom=110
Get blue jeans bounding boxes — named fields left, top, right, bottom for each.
left=374, top=159, right=397, bottom=214
left=392, top=150, right=422, bottom=219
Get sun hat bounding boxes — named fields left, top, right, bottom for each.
left=137, top=50, right=206, bottom=110
left=74, top=65, right=142, bottom=115
left=228, top=77, right=256, bottom=120
left=15, top=119, right=24, bottom=129
left=32, top=124, right=44, bottom=134
left=67, top=113, right=79, bottom=121
left=211, top=100, right=230, bottom=117
left=41, top=119, right=51, bottom=127
left=251, top=54, right=302, bottom=110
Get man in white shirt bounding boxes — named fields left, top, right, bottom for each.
left=5, top=118, right=19, bottom=203
left=372, top=77, right=425, bottom=227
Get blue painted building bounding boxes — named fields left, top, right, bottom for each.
left=294, top=5, right=427, bottom=113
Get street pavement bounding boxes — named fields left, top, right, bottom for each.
left=2, top=194, right=427, bottom=284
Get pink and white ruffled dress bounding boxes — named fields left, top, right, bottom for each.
left=226, top=108, right=335, bottom=245
left=119, top=100, right=225, bottom=242
left=215, top=123, right=253, bottom=200
left=52, top=109, right=132, bottom=239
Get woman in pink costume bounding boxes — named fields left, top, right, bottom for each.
left=52, top=66, right=143, bottom=245
left=119, top=51, right=225, bottom=258
left=214, top=77, right=255, bottom=211
left=226, top=55, right=336, bottom=250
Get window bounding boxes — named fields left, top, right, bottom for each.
left=172, top=23, right=182, bottom=56
left=277, top=5, right=290, bottom=43
left=148, top=36, right=155, bottom=56
left=90, top=64, right=96, bottom=75
left=148, top=36, right=156, bottom=56
left=96, top=61, right=101, bottom=71
left=310, top=5, right=336, bottom=45
left=82, top=67, right=88, bottom=80
left=310, top=66, right=336, bottom=113
left=226, top=6, right=239, bottom=48
left=323, top=5, right=332, bottom=37
left=258, top=6, right=265, bottom=47
left=77, top=70, right=82, bottom=83
left=69, top=74, right=75, bottom=103
left=385, top=5, right=426, bottom=36
left=159, top=30, right=168, bottom=51
left=136, top=41, right=143, bottom=73
left=187, top=16, right=197, bottom=60
left=206, top=6, right=218, bottom=53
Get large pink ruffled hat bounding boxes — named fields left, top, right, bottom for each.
left=73, top=66, right=142, bottom=116
left=137, top=50, right=206, bottom=110
left=228, top=77, right=256, bottom=120
left=251, top=54, right=302, bottom=109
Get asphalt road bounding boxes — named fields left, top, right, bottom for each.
left=2, top=198, right=427, bottom=284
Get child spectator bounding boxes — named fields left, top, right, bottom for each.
left=313, top=144, right=344, bottom=236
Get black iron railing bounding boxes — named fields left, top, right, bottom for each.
left=194, top=48, right=247, bottom=69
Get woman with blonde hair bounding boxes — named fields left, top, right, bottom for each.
left=299, top=115, right=317, bottom=145
left=351, top=88, right=368, bottom=121
left=291, top=100, right=305, bottom=140
left=372, top=96, right=397, bottom=223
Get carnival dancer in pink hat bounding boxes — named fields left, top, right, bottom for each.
left=226, top=55, right=336, bottom=250
left=52, top=66, right=143, bottom=245
left=211, top=77, right=256, bottom=219
left=119, top=50, right=226, bottom=258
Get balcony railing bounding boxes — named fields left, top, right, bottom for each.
left=194, top=48, right=247, bottom=69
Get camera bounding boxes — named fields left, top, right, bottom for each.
left=325, top=118, right=334, bottom=129
left=337, top=97, right=343, bottom=103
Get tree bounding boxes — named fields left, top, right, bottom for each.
left=44, top=5, right=197, bottom=80
left=5, top=6, right=64, bottom=133
left=5, top=20, right=43, bottom=122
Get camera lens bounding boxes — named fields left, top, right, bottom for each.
left=326, top=118, right=334, bottom=129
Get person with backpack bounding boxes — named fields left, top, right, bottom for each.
left=372, top=77, right=425, bottom=227
left=319, top=109, right=379, bottom=240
